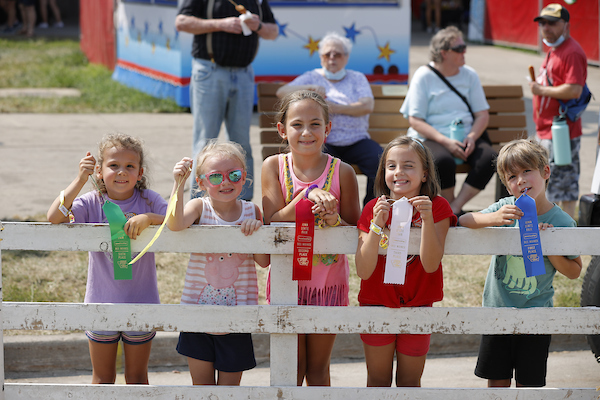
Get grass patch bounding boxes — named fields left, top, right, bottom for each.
left=0, top=38, right=186, bottom=113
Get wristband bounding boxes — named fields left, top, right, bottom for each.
left=305, top=184, right=318, bottom=199
left=58, top=190, right=74, bottom=222
left=369, top=219, right=388, bottom=249
left=331, top=214, right=342, bottom=227
left=254, top=22, right=263, bottom=32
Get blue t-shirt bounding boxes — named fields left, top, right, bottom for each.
left=480, top=197, right=577, bottom=308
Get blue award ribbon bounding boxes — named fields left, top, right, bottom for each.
left=514, top=191, right=545, bottom=277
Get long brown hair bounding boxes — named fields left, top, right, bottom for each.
left=374, top=137, right=441, bottom=198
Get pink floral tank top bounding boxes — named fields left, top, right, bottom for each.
left=267, top=153, right=349, bottom=306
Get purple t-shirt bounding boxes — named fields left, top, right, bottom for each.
left=71, top=189, right=168, bottom=304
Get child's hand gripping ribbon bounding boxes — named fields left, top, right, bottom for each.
left=293, top=198, right=315, bottom=281
left=128, top=173, right=188, bottom=266
left=515, top=190, right=545, bottom=277
left=384, top=197, right=412, bottom=285
left=89, top=176, right=133, bottom=280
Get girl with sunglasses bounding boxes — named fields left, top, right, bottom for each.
left=168, top=139, right=269, bottom=386
left=262, top=90, right=361, bottom=386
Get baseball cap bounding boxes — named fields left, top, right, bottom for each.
left=534, top=3, right=570, bottom=23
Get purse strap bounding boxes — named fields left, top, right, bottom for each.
left=427, top=64, right=475, bottom=119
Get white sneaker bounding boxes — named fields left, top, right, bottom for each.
left=53, top=21, right=64, bottom=28
left=38, top=22, right=49, bottom=29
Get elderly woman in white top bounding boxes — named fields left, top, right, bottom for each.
left=400, top=26, right=496, bottom=215
left=276, top=32, right=382, bottom=205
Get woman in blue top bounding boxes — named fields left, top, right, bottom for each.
left=400, top=26, right=496, bottom=215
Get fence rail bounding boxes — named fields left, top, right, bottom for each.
left=0, top=222, right=598, bottom=399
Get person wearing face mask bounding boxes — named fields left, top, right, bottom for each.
left=529, top=3, right=587, bottom=219
left=276, top=32, right=382, bottom=205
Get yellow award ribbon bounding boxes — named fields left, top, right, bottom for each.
left=129, top=173, right=187, bottom=265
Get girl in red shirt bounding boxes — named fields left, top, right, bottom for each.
left=355, top=136, right=456, bottom=387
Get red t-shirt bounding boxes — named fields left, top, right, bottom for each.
left=357, top=196, right=456, bottom=308
left=534, top=37, right=587, bottom=140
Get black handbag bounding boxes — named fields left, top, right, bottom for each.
left=427, top=64, right=492, bottom=145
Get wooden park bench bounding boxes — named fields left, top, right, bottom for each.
left=257, top=82, right=527, bottom=200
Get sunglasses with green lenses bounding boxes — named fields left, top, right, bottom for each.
left=200, top=169, right=244, bottom=186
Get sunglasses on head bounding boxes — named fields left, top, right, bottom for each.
left=448, top=44, right=467, bottom=53
left=200, top=169, right=244, bottom=186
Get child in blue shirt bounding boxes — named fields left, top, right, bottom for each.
left=459, top=139, right=581, bottom=387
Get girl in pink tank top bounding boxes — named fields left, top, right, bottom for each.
left=261, top=90, right=361, bottom=386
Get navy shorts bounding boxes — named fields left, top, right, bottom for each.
left=176, top=332, right=256, bottom=373
left=475, top=334, right=551, bottom=386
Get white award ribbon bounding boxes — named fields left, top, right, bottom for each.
left=384, top=197, right=412, bottom=285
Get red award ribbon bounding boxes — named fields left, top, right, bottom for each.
left=293, top=198, right=314, bottom=281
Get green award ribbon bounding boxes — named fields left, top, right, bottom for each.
left=90, top=176, right=132, bottom=280
left=103, top=199, right=132, bottom=280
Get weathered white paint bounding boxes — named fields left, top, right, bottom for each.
left=269, top=254, right=297, bottom=386
left=2, top=222, right=600, bottom=255
left=4, top=384, right=598, bottom=400
left=0, top=222, right=598, bottom=399
left=3, top=303, right=599, bottom=335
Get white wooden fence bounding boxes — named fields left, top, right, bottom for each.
left=0, top=221, right=598, bottom=399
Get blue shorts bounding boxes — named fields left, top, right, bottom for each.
left=475, top=334, right=551, bottom=386
left=176, top=332, right=256, bottom=373
left=86, top=331, right=155, bottom=345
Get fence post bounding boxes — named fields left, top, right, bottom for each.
left=269, top=254, right=297, bottom=386
left=0, top=225, right=5, bottom=400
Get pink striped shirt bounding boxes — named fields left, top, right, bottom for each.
left=181, top=197, right=259, bottom=306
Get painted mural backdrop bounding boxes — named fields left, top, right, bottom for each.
left=113, top=1, right=410, bottom=107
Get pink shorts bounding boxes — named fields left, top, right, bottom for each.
left=360, top=333, right=431, bottom=357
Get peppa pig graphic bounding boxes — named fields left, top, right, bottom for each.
left=198, top=253, right=246, bottom=306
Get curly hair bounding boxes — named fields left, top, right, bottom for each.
left=95, top=133, right=148, bottom=195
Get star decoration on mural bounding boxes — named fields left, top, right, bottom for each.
left=304, top=36, right=320, bottom=56
left=344, top=23, right=361, bottom=43
left=277, top=21, right=287, bottom=37
left=377, top=42, right=395, bottom=61
left=158, top=21, right=163, bottom=35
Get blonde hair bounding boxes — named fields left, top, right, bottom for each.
left=96, top=133, right=148, bottom=194
left=374, top=137, right=441, bottom=198
left=496, top=139, right=549, bottom=188
left=194, top=139, right=248, bottom=196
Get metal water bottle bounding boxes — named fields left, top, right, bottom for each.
left=450, top=119, right=465, bottom=165
left=551, top=115, right=571, bottom=166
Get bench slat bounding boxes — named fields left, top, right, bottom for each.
left=487, top=98, right=525, bottom=113
left=482, top=85, right=523, bottom=98
left=488, top=114, right=527, bottom=129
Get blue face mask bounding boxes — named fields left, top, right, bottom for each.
left=323, top=68, right=346, bottom=81
left=543, top=34, right=565, bottom=48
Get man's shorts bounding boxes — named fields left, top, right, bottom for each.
left=177, top=332, right=256, bottom=373
left=538, top=137, right=580, bottom=202
left=474, top=334, right=551, bottom=387
left=86, top=331, right=156, bottom=345
left=360, top=333, right=431, bottom=357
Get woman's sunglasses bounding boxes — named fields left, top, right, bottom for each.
left=200, top=169, right=244, bottom=186
left=449, top=44, right=467, bottom=53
